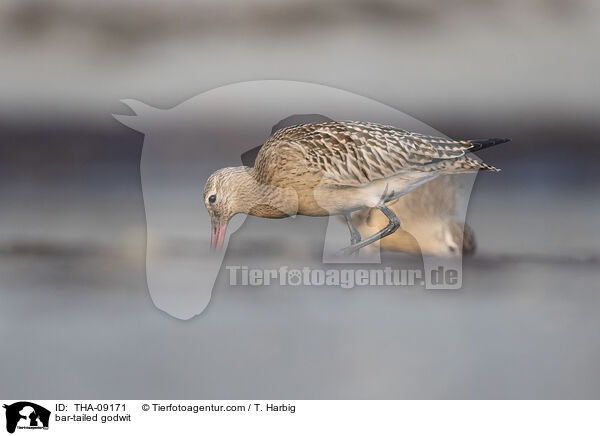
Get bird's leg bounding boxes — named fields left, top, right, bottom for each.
left=341, top=204, right=401, bottom=255
left=343, top=212, right=362, bottom=255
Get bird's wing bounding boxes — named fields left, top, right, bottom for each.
left=260, top=121, right=490, bottom=187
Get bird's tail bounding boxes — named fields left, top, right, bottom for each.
left=467, top=137, right=511, bottom=152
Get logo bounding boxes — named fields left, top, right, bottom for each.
left=3, top=402, right=50, bottom=434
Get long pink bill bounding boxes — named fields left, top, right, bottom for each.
left=210, top=221, right=228, bottom=252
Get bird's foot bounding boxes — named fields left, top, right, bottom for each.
left=340, top=244, right=361, bottom=256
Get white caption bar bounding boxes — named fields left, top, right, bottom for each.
left=1, top=400, right=598, bottom=436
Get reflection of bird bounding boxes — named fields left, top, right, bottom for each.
left=351, top=175, right=477, bottom=256
left=204, top=120, right=508, bottom=252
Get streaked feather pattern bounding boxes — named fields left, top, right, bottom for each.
left=254, top=121, right=498, bottom=188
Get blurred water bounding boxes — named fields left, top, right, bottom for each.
left=0, top=162, right=598, bottom=399
left=1, top=0, right=599, bottom=399
left=0, top=0, right=599, bottom=122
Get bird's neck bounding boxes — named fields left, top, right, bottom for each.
left=232, top=167, right=298, bottom=218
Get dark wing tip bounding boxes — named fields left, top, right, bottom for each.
left=468, top=137, right=511, bottom=152
left=241, top=145, right=262, bottom=167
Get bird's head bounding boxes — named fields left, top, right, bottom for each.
left=203, top=166, right=250, bottom=251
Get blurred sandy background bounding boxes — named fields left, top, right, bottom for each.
left=0, top=0, right=599, bottom=398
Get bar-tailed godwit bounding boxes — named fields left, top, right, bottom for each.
left=204, top=121, right=508, bottom=253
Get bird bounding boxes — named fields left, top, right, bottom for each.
left=243, top=115, right=477, bottom=257
left=349, top=175, right=478, bottom=257
left=204, top=120, right=509, bottom=253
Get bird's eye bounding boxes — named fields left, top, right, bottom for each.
left=208, top=194, right=217, bottom=204
left=449, top=246, right=456, bottom=253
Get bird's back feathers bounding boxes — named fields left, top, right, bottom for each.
left=255, top=121, right=502, bottom=187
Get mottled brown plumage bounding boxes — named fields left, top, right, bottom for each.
left=204, top=120, right=506, bottom=251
